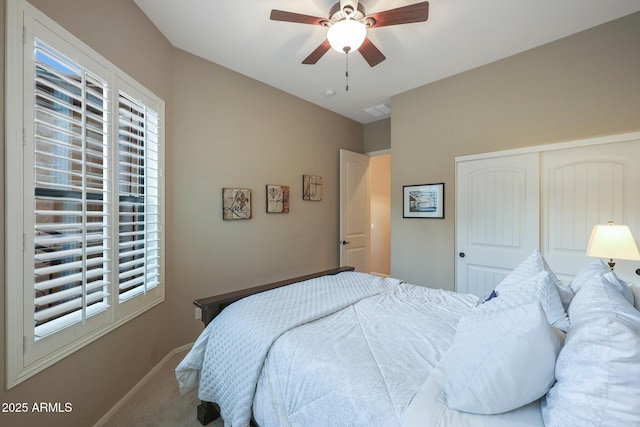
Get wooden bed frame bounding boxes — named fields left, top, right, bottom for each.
left=191, top=266, right=355, bottom=425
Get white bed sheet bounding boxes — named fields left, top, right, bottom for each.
left=402, top=347, right=545, bottom=427
left=253, top=282, right=477, bottom=427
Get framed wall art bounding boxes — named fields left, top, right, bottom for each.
left=222, top=188, right=252, bottom=220
left=403, top=183, right=444, bottom=218
left=266, top=185, right=290, bottom=213
left=302, top=175, right=322, bottom=201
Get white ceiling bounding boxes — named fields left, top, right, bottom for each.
left=133, top=0, right=640, bottom=124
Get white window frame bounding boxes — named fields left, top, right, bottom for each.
left=5, top=0, right=165, bottom=388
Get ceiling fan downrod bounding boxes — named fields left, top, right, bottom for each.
left=340, top=0, right=358, bottom=16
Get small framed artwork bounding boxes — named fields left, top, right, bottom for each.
left=403, top=183, right=444, bottom=218
left=222, top=188, right=252, bottom=220
left=266, top=185, right=290, bottom=213
left=302, top=175, right=322, bottom=201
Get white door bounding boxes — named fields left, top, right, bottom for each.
left=542, top=140, right=640, bottom=284
left=456, top=152, right=540, bottom=296
left=340, top=149, right=370, bottom=272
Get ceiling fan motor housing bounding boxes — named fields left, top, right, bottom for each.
left=330, top=2, right=367, bottom=24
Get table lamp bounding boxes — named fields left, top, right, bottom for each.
left=586, top=221, right=640, bottom=270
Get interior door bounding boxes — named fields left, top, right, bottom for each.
left=340, top=149, right=370, bottom=272
left=456, top=152, right=540, bottom=296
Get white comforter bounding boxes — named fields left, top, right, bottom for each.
left=176, top=272, right=399, bottom=427
left=252, top=281, right=476, bottom=427
left=176, top=272, right=545, bottom=427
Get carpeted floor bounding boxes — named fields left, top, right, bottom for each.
left=101, top=349, right=223, bottom=427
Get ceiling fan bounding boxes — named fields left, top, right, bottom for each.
left=270, top=0, right=429, bottom=67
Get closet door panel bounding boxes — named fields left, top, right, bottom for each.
left=542, top=140, right=640, bottom=284
left=456, top=153, right=540, bottom=296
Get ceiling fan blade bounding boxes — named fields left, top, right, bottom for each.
left=358, top=38, right=386, bottom=67
left=302, top=40, right=332, bottom=64
left=367, top=1, right=429, bottom=28
left=270, top=10, right=326, bottom=26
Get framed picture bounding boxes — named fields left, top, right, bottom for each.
left=266, top=185, right=290, bottom=213
left=302, top=175, right=322, bottom=201
left=403, top=183, right=444, bottom=218
left=222, top=188, right=252, bottom=220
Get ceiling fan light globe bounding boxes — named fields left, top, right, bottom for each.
left=327, top=19, right=366, bottom=53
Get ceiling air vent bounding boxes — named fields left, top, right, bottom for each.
left=364, top=103, right=391, bottom=117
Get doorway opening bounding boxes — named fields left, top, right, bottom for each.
left=369, top=153, right=391, bottom=277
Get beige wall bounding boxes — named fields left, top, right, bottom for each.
left=364, top=118, right=391, bottom=153
left=390, top=12, right=640, bottom=290
left=0, top=0, right=362, bottom=425
left=169, top=49, right=363, bottom=343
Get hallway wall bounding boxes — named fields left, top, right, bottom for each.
left=370, top=153, right=391, bottom=276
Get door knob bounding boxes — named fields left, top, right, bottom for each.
left=459, top=252, right=465, bottom=258
left=341, top=240, right=351, bottom=245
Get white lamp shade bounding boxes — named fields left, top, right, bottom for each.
left=327, top=19, right=366, bottom=53
left=586, top=223, right=640, bottom=261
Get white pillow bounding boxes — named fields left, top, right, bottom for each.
left=569, top=259, right=610, bottom=293
left=543, top=273, right=640, bottom=427
left=632, top=283, right=640, bottom=310
left=603, top=272, right=634, bottom=306
left=441, top=302, right=563, bottom=415
left=542, top=318, right=640, bottom=426
left=499, top=249, right=574, bottom=310
left=568, top=272, right=639, bottom=327
left=495, top=270, right=571, bottom=332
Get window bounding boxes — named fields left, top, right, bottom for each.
left=5, top=0, right=165, bottom=387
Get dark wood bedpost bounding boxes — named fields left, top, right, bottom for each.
left=197, top=401, right=220, bottom=425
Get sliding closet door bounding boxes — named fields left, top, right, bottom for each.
left=456, top=153, right=540, bottom=296
left=542, top=140, right=640, bottom=284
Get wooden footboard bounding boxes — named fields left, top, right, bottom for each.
left=193, top=266, right=355, bottom=326
left=192, top=266, right=355, bottom=425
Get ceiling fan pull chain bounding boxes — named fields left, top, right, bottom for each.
left=345, top=51, right=349, bottom=91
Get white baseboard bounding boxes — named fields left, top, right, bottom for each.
left=93, top=343, right=194, bottom=426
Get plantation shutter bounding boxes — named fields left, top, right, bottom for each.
left=32, top=40, right=111, bottom=339
left=117, top=93, right=161, bottom=301
left=6, top=1, right=165, bottom=387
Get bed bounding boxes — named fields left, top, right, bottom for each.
left=176, top=253, right=640, bottom=427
